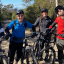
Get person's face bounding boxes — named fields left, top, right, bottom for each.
left=42, top=12, right=48, bottom=18
left=58, top=9, right=64, bottom=16
left=16, top=14, right=24, bottom=23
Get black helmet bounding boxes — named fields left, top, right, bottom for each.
left=41, top=8, right=48, bottom=13
left=16, top=10, right=24, bottom=15
left=55, top=5, right=64, bottom=14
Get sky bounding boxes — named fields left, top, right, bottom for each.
left=1, top=0, right=34, bottom=9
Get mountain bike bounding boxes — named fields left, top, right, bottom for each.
left=33, top=29, right=56, bottom=64
left=14, top=36, right=38, bottom=64
left=0, top=36, right=8, bottom=64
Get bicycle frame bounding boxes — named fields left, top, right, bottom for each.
left=0, top=38, right=8, bottom=64
left=33, top=31, right=56, bottom=64
left=21, top=36, right=38, bottom=64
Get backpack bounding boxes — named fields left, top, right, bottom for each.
left=12, top=20, right=27, bottom=31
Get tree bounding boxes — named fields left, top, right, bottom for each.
left=58, top=0, right=64, bottom=6
left=4, top=4, right=13, bottom=10
left=22, top=0, right=32, bottom=3
left=24, top=6, right=38, bottom=23
left=12, top=13, right=17, bottom=20
left=22, top=0, right=56, bottom=20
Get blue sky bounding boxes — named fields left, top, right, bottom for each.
left=1, top=0, right=34, bottom=9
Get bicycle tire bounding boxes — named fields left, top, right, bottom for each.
left=28, top=50, right=38, bottom=64
left=0, top=57, right=7, bottom=64
left=33, top=40, right=42, bottom=57
left=38, top=46, right=56, bottom=64
left=22, top=49, right=38, bottom=64
left=33, top=41, right=38, bottom=56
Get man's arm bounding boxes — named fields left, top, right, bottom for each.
left=5, top=20, right=15, bottom=33
left=25, top=21, right=35, bottom=32
left=7, top=20, right=15, bottom=30
left=49, top=21, right=56, bottom=29
left=49, top=17, right=58, bottom=29
left=4, top=20, right=15, bottom=39
left=33, top=17, right=40, bottom=27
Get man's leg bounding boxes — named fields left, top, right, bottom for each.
left=16, top=43, right=23, bottom=64
left=56, top=38, right=64, bottom=64
left=58, top=50, right=63, bottom=61
left=58, top=50, right=63, bottom=64
left=9, top=40, right=16, bottom=64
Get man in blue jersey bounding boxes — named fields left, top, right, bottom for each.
left=5, top=10, right=35, bottom=64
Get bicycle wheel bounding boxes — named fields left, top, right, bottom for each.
left=23, top=49, right=38, bottom=64
left=0, top=57, right=7, bottom=64
left=38, top=46, right=56, bottom=64
left=33, top=40, right=42, bottom=58
left=33, top=41, right=38, bottom=56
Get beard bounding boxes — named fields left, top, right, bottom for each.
left=18, top=19, right=23, bottom=23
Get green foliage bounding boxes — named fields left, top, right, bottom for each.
left=12, top=13, right=17, bottom=20
left=22, top=0, right=32, bottom=3
left=24, top=6, right=40, bottom=23
left=22, top=0, right=64, bottom=21
left=0, top=3, right=17, bottom=21
left=0, top=0, right=64, bottom=23
left=0, top=13, right=4, bottom=22
left=58, top=0, right=64, bottom=5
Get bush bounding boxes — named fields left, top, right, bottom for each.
left=12, top=13, right=17, bottom=20
left=0, top=13, right=4, bottom=22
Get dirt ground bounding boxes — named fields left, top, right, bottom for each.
left=1, top=20, right=59, bottom=64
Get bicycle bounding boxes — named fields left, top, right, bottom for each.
left=0, top=36, right=8, bottom=64
left=33, top=29, right=56, bottom=64
left=14, top=35, right=38, bottom=64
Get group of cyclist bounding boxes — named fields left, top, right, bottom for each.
left=0, top=5, right=64, bottom=64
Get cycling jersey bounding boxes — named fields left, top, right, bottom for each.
left=33, top=16, right=54, bottom=40
left=7, top=19, right=33, bottom=43
left=49, top=16, right=64, bottom=40
left=33, top=16, right=54, bottom=32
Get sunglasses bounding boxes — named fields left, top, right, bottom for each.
left=18, top=15, right=24, bottom=17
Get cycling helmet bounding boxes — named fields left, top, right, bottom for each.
left=55, top=5, right=64, bottom=14
left=16, top=10, right=24, bottom=15
left=41, top=8, right=48, bottom=13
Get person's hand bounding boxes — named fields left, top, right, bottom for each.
left=46, top=28, right=51, bottom=33
left=4, top=33, right=11, bottom=40
left=31, top=32, right=37, bottom=38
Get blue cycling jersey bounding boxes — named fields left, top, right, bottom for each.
left=7, top=19, right=33, bottom=43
